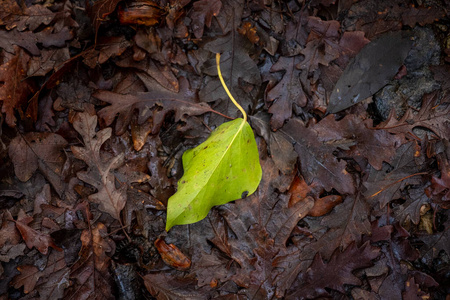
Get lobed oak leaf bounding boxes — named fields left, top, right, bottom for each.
left=190, top=0, right=222, bottom=39
left=418, top=216, right=450, bottom=260
left=82, top=36, right=131, bottom=69
left=286, top=242, right=380, bottom=299
left=8, top=132, right=68, bottom=195
left=15, top=4, right=55, bottom=31
left=71, top=112, right=126, bottom=220
left=401, top=5, right=446, bottom=27
left=27, top=48, right=70, bottom=78
left=190, top=249, right=235, bottom=287
left=37, top=250, right=69, bottom=299
left=116, top=55, right=179, bottom=92
left=267, top=56, right=307, bottom=130
left=0, top=210, right=26, bottom=262
left=12, top=265, right=41, bottom=294
left=35, top=26, right=74, bottom=48
left=213, top=0, right=244, bottom=34
left=402, top=276, right=430, bottom=300
left=66, top=223, right=114, bottom=299
left=394, top=186, right=430, bottom=224
left=241, top=235, right=280, bottom=299
left=321, top=195, right=371, bottom=250
left=14, top=210, right=62, bottom=255
left=0, top=30, right=40, bottom=56
left=95, top=76, right=211, bottom=135
left=313, top=114, right=403, bottom=170
left=0, top=210, right=21, bottom=246
left=377, top=92, right=450, bottom=139
left=345, top=0, right=403, bottom=39
left=0, top=47, right=36, bottom=127
left=250, top=112, right=297, bottom=174
left=11, top=250, right=68, bottom=297
left=363, top=142, right=425, bottom=208
left=297, top=18, right=341, bottom=73
left=428, top=145, right=450, bottom=206
left=281, top=118, right=356, bottom=195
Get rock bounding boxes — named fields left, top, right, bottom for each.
left=373, top=26, right=441, bottom=120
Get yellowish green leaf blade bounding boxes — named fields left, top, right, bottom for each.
left=166, top=118, right=262, bottom=230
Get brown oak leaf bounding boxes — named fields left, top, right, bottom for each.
left=363, top=142, right=425, bottom=208
left=190, top=0, right=222, bottom=39
left=267, top=55, right=307, bottom=130
left=71, top=112, right=126, bottom=220
left=313, top=114, right=403, bottom=170
left=0, top=30, right=40, bottom=56
left=12, top=265, right=41, bottom=294
left=14, top=210, right=61, bottom=255
left=377, top=92, right=450, bottom=139
left=0, top=46, right=36, bottom=126
left=297, top=17, right=341, bottom=73
left=8, top=132, right=67, bottom=196
left=320, top=195, right=372, bottom=250
left=66, top=223, right=115, bottom=299
left=281, top=118, right=356, bottom=194
left=115, top=55, right=179, bottom=92
left=95, top=76, right=211, bottom=135
left=286, top=242, right=380, bottom=299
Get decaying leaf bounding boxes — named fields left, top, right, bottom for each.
left=14, top=210, right=62, bottom=255
left=298, top=18, right=341, bottom=73
left=313, top=114, right=403, bottom=170
left=8, top=132, right=67, bottom=182
left=281, top=118, right=356, bottom=194
left=377, top=91, right=450, bottom=139
left=0, top=47, right=35, bottom=126
left=321, top=195, right=371, bottom=250
left=143, top=273, right=209, bottom=299
left=94, top=76, right=211, bottom=135
left=154, top=238, right=191, bottom=270
left=12, top=265, right=40, bottom=294
left=190, top=0, right=222, bottom=39
left=66, top=223, right=115, bottom=299
left=267, top=56, right=307, bottom=130
left=286, top=242, right=380, bottom=299
left=328, top=30, right=413, bottom=114
left=250, top=112, right=297, bottom=174
left=363, top=142, right=424, bottom=208
left=71, top=112, right=126, bottom=220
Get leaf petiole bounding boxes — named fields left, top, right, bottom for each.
left=216, top=53, right=247, bottom=123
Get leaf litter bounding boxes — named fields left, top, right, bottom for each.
left=1, top=0, right=450, bottom=299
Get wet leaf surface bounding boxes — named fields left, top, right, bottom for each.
left=1, top=0, right=450, bottom=298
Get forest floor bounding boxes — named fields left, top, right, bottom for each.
left=0, top=0, right=449, bottom=299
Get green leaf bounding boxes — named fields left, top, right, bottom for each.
left=166, top=117, right=262, bottom=231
